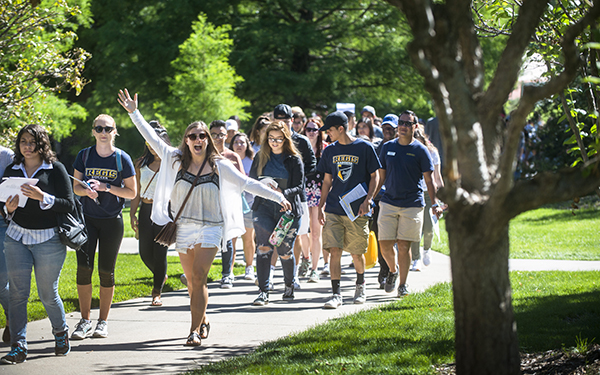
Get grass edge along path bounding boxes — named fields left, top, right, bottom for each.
left=186, top=271, right=600, bottom=375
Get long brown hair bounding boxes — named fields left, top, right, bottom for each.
left=414, top=125, right=437, bottom=153
left=175, top=121, right=222, bottom=173
left=301, top=117, right=325, bottom=158
left=256, top=121, right=299, bottom=176
left=14, top=124, right=56, bottom=165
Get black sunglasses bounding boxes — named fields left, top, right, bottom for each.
left=187, top=133, right=208, bottom=141
left=398, top=120, right=415, bottom=127
left=305, top=128, right=319, bottom=133
left=94, top=125, right=115, bottom=133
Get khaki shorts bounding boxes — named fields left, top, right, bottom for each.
left=377, top=202, right=424, bottom=242
left=322, top=213, right=369, bottom=255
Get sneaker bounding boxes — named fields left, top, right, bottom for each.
left=283, top=285, right=295, bottom=301
left=379, top=277, right=386, bottom=290
left=385, top=272, right=399, bottom=293
left=220, top=276, right=233, bottom=289
left=1, top=343, right=27, bottom=364
left=308, top=270, right=320, bottom=283
left=244, top=266, right=255, bottom=281
left=180, top=273, right=188, bottom=286
left=299, top=257, right=310, bottom=277
left=324, top=294, right=343, bottom=309
left=93, top=319, right=108, bottom=338
left=71, top=318, right=93, bottom=340
left=422, top=250, right=431, bottom=266
left=320, top=263, right=330, bottom=276
left=410, top=259, right=421, bottom=272
left=398, top=284, right=409, bottom=297
left=353, top=283, right=366, bottom=304
left=293, top=279, right=302, bottom=290
left=54, top=330, right=70, bottom=356
left=253, top=291, right=269, bottom=306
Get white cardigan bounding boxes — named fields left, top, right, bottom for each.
left=129, top=110, right=285, bottom=242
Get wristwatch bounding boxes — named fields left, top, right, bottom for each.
left=105, top=183, right=111, bottom=192
left=431, top=203, right=439, bottom=208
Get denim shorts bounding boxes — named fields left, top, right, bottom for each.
left=176, top=223, right=222, bottom=254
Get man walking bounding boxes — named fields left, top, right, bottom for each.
left=377, top=110, right=443, bottom=297
left=317, top=111, right=380, bottom=309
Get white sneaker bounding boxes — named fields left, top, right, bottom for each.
left=324, top=294, right=343, bottom=309
left=293, top=279, right=302, bottom=290
left=92, top=319, right=108, bottom=338
left=244, top=266, right=255, bottom=281
left=320, top=263, right=330, bottom=276
left=423, top=250, right=431, bottom=266
left=410, top=259, right=421, bottom=272
left=71, top=318, right=93, bottom=340
left=308, top=270, right=320, bottom=283
left=353, top=283, right=366, bottom=304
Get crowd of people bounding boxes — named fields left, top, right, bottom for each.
left=0, top=89, right=445, bottom=363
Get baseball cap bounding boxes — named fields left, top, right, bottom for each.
left=273, top=104, right=293, bottom=120
left=381, top=114, right=399, bottom=128
left=320, top=111, right=348, bottom=132
left=361, top=105, right=376, bottom=117
left=225, top=119, right=238, bottom=131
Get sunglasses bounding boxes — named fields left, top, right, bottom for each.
left=94, top=126, right=115, bottom=133
left=268, top=137, right=285, bottom=144
left=187, top=132, right=208, bottom=141
left=305, top=128, right=319, bottom=133
left=398, top=120, right=415, bottom=127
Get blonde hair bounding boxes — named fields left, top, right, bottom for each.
left=93, top=114, right=118, bottom=144
left=256, top=121, right=299, bottom=176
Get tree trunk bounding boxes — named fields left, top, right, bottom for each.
left=447, top=207, right=521, bottom=375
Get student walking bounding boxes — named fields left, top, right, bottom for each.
left=0, top=125, right=75, bottom=364
left=71, top=114, right=137, bottom=340
left=130, top=121, right=171, bottom=306
left=118, top=89, right=290, bottom=346
left=317, top=111, right=381, bottom=309
left=0, top=146, right=13, bottom=345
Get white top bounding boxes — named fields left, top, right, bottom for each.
left=129, top=110, right=285, bottom=242
left=139, top=165, right=158, bottom=200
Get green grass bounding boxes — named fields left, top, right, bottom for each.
left=122, top=207, right=136, bottom=238
left=0, top=251, right=245, bottom=328
left=188, top=271, right=600, bottom=375
left=428, top=202, right=600, bottom=260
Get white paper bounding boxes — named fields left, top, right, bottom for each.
left=339, top=183, right=368, bottom=222
left=0, top=177, right=39, bottom=208
left=431, top=207, right=440, bottom=241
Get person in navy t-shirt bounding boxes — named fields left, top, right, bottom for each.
left=317, top=111, right=380, bottom=309
left=377, top=110, right=443, bottom=298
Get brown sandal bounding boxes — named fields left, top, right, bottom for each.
left=185, top=332, right=201, bottom=346
left=151, top=290, right=163, bottom=306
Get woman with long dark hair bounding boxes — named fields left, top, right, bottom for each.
left=0, top=125, right=75, bottom=364
left=130, top=121, right=171, bottom=306
left=118, top=89, right=290, bottom=346
left=71, top=114, right=137, bottom=341
left=250, top=121, right=304, bottom=306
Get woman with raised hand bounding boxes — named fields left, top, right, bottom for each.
left=130, top=121, right=171, bottom=306
left=229, top=132, right=257, bottom=281
left=71, top=114, right=137, bottom=341
left=0, top=125, right=75, bottom=364
left=118, top=89, right=290, bottom=346
left=250, top=121, right=304, bottom=306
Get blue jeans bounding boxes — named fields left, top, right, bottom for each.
left=4, top=233, right=68, bottom=348
left=0, top=221, right=10, bottom=318
left=221, top=240, right=235, bottom=278
left=253, top=201, right=299, bottom=292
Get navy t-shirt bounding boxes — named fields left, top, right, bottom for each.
left=379, top=139, right=433, bottom=208
left=317, top=138, right=381, bottom=216
left=73, top=146, right=136, bottom=219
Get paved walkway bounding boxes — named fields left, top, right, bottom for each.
left=1, top=238, right=599, bottom=374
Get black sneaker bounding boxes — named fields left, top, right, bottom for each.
left=54, top=330, right=70, bottom=356
left=282, top=285, right=295, bottom=301
left=253, top=291, right=269, bottom=306
left=1, top=343, right=27, bottom=364
left=385, top=272, right=399, bottom=293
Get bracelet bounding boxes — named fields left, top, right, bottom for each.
left=431, top=203, right=439, bottom=208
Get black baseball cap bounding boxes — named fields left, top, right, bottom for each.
left=320, top=111, right=348, bottom=132
left=273, top=104, right=293, bottom=120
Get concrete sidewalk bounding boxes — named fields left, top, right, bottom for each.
left=1, top=238, right=599, bottom=374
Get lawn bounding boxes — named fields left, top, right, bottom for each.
left=187, top=271, right=600, bottom=375
left=426, top=199, right=600, bottom=260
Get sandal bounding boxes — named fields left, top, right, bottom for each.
left=151, top=296, right=163, bottom=306
left=200, top=322, right=210, bottom=339
left=185, top=332, right=201, bottom=346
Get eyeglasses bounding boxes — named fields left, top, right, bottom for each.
left=94, top=126, right=115, bottom=133
left=210, top=133, right=227, bottom=139
left=398, top=120, right=415, bottom=127
left=268, top=137, right=285, bottom=144
left=305, top=128, right=319, bottom=133
left=187, top=132, right=207, bottom=141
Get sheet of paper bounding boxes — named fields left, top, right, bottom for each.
left=339, top=183, right=368, bottom=222
left=0, top=177, right=39, bottom=208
